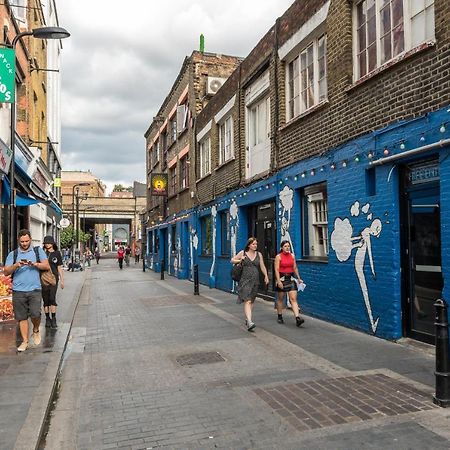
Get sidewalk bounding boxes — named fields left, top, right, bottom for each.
left=43, top=263, right=450, bottom=449
left=0, top=268, right=86, bottom=450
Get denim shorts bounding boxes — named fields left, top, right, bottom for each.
left=12, top=290, right=42, bottom=321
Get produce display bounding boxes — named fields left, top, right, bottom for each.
left=0, top=270, right=13, bottom=322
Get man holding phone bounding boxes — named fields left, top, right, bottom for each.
left=3, top=229, right=49, bottom=352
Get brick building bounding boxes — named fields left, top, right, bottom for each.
left=146, top=0, right=450, bottom=343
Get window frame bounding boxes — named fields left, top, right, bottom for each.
left=218, top=115, right=234, bottom=165
left=302, top=183, right=329, bottom=260
left=219, top=211, right=231, bottom=256
left=286, top=34, right=327, bottom=120
left=353, top=0, right=435, bottom=81
left=169, top=165, right=177, bottom=196
left=179, top=156, right=189, bottom=190
left=199, top=136, right=211, bottom=179
left=200, top=215, right=213, bottom=256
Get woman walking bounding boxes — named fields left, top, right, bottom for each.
left=274, top=240, right=305, bottom=327
left=231, top=237, right=269, bottom=331
left=42, top=236, right=64, bottom=329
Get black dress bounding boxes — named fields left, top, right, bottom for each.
left=237, top=253, right=261, bottom=304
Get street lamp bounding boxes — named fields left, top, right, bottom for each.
left=71, top=183, right=90, bottom=271
left=8, top=27, right=70, bottom=253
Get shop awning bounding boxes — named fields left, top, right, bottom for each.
left=1, top=175, right=41, bottom=207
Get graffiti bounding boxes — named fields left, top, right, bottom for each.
left=190, top=227, right=198, bottom=280
left=331, top=201, right=382, bottom=334
left=279, top=186, right=294, bottom=250
left=230, top=200, right=239, bottom=257
left=210, top=206, right=217, bottom=278
left=167, top=231, right=172, bottom=274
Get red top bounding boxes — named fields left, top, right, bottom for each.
left=279, top=252, right=295, bottom=273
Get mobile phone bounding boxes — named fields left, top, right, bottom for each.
left=20, top=259, right=28, bottom=262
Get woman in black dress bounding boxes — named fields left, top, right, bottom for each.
left=231, top=237, right=269, bottom=331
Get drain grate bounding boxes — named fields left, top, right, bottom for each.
left=176, top=351, right=225, bottom=366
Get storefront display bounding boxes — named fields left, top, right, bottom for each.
left=0, top=267, right=13, bottom=322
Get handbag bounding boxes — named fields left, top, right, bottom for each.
left=231, top=262, right=243, bottom=282
left=41, top=269, right=57, bottom=287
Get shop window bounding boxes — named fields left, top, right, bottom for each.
left=170, top=226, right=176, bottom=253
left=201, top=215, right=213, bottom=256
left=354, top=0, right=435, bottom=80
left=286, top=35, right=327, bottom=119
left=220, top=211, right=231, bottom=256
left=302, top=183, right=328, bottom=259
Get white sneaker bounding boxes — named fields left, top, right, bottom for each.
left=33, top=330, right=41, bottom=346
left=247, top=321, right=256, bottom=331
left=17, top=341, right=28, bottom=352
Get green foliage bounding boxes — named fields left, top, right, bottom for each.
left=112, top=183, right=133, bottom=192
left=60, top=225, right=91, bottom=247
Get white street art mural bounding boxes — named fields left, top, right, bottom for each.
left=167, top=230, right=172, bottom=274
left=210, top=206, right=217, bottom=279
left=190, top=227, right=198, bottom=280
left=176, top=236, right=181, bottom=276
left=279, top=186, right=294, bottom=250
left=230, top=200, right=239, bottom=257
left=331, top=201, right=382, bottom=334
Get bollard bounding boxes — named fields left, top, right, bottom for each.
left=160, top=259, right=165, bottom=280
left=433, top=298, right=450, bottom=407
left=193, top=264, right=199, bottom=295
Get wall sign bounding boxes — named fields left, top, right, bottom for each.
left=408, top=161, right=439, bottom=185
left=150, top=173, right=168, bottom=196
left=0, top=48, right=15, bottom=103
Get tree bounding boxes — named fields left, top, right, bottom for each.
left=113, top=184, right=125, bottom=192
left=60, top=225, right=91, bottom=248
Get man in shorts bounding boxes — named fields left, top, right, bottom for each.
left=3, top=229, right=49, bottom=352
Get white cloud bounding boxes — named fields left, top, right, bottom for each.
left=58, top=0, right=294, bottom=188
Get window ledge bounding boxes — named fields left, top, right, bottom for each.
left=168, top=192, right=177, bottom=200
left=347, top=40, right=436, bottom=92
left=196, top=172, right=211, bottom=184
left=280, top=100, right=329, bottom=132
left=177, top=127, right=188, bottom=139
left=215, top=157, right=235, bottom=171
left=178, top=186, right=189, bottom=194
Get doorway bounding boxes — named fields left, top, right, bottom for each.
left=401, top=160, right=442, bottom=344
left=248, top=201, right=276, bottom=298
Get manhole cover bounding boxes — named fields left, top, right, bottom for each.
left=176, top=351, right=225, bottom=366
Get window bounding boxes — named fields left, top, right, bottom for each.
left=177, top=103, right=189, bottom=134
left=161, top=132, right=167, bottom=168
left=152, top=141, right=159, bottom=167
left=169, top=165, right=177, bottom=196
left=168, top=116, right=177, bottom=146
left=12, top=0, right=26, bottom=24
left=179, top=156, right=189, bottom=190
left=287, top=35, right=327, bottom=119
left=201, top=216, right=213, bottom=256
left=220, top=211, right=231, bottom=256
left=219, top=116, right=234, bottom=164
left=199, top=137, right=211, bottom=178
left=170, top=226, right=176, bottom=253
left=302, top=183, right=328, bottom=259
left=354, top=0, right=435, bottom=80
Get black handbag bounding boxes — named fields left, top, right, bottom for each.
left=231, top=262, right=243, bottom=282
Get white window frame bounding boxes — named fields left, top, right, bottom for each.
left=303, top=183, right=328, bottom=259
left=12, top=0, right=27, bottom=25
left=286, top=34, right=327, bottom=120
left=179, top=156, right=189, bottom=190
left=199, top=137, right=211, bottom=179
left=353, top=0, right=435, bottom=81
left=218, top=115, right=234, bottom=165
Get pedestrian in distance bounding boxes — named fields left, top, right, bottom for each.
left=42, top=236, right=64, bottom=329
left=134, top=246, right=140, bottom=264
left=94, top=246, right=101, bottom=264
left=84, top=247, right=92, bottom=268
left=125, top=245, right=131, bottom=267
left=274, top=240, right=305, bottom=327
left=3, top=229, right=50, bottom=352
left=231, top=237, right=269, bottom=332
left=117, top=246, right=125, bottom=269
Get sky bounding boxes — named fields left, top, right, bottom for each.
left=57, top=0, right=294, bottom=194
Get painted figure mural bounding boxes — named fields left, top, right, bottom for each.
left=210, top=206, right=217, bottom=280
left=189, top=227, right=198, bottom=280
left=279, top=186, right=294, bottom=251
left=331, top=201, right=382, bottom=334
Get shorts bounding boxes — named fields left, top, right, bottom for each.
left=42, top=284, right=58, bottom=307
left=12, top=290, right=42, bottom=321
left=276, top=273, right=298, bottom=292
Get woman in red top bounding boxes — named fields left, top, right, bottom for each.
left=274, top=240, right=305, bottom=326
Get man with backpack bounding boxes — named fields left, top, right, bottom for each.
left=3, top=229, right=49, bottom=352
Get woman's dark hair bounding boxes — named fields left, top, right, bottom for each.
left=244, top=237, right=257, bottom=252
left=279, top=240, right=291, bottom=253
left=43, top=243, right=58, bottom=252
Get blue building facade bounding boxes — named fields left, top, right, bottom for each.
left=147, top=106, right=449, bottom=341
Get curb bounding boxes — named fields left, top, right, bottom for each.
left=13, top=271, right=87, bottom=450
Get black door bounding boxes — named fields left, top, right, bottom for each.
left=249, top=202, right=276, bottom=298
left=401, top=162, right=442, bottom=344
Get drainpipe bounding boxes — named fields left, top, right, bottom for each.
left=273, top=18, right=281, bottom=171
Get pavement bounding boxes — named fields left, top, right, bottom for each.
left=1, top=258, right=450, bottom=450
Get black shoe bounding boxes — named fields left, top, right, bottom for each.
left=51, top=317, right=58, bottom=329
left=296, top=316, right=305, bottom=327
left=45, top=317, right=52, bottom=328
left=277, top=315, right=284, bottom=324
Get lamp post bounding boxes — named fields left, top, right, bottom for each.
left=8, top=27, right=70, bottom=253
left=71, top=183, right=90, bottom=271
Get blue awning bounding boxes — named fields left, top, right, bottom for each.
left=1, top=175, right=41, bottom=207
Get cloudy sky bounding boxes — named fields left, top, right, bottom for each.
left=57, top=0, right=293, bottom=194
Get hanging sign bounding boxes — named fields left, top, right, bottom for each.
left=150, top=173, right=168, bottom=196
left=0, top=48, right=15, bottom=103
left=53, top=177, right=61, bottom=187
left=60, top=217, right=70, bottom=228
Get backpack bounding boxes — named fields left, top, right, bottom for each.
left=13, top=246, right=41, bottom=265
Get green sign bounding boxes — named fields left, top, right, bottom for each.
left=0, top=48, right=15, bottom=103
